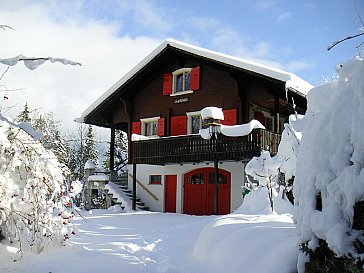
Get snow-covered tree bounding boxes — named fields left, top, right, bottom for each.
left=295, top=57, right=364, bottom=272
left=245, top=120, right=301, bottom=210
left=15, top=102, right=31, bottom=123
left=103, top=130, right=128, bottom=173
left=0, top=115, right=78, bottom=258
left=31, top=112, right=72, bottom=177
left=0, top=24, right=81, bottom=258
left=84, top=125, right=98, bottom=167
left=69, top=124, right=99, bottom=179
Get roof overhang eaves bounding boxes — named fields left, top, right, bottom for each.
left=77, top=39, right=313, bottom=123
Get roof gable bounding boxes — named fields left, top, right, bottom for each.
left=77, top=39, right=313, bottom=123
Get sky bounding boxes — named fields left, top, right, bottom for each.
left=0, top=0, right=362, bottom=134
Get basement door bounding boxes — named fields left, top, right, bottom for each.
left=183, top=168, right=231, bottom=215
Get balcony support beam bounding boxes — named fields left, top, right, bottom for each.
left=132, top=163, right=137, bottom=210
left=214, top=156, right=218, bottom=215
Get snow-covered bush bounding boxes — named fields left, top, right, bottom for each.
left=294, top=57, right=364, bottom=272
left=0, top=115, right=76, bottom=257
left=245, top=120, right=301, bottom=211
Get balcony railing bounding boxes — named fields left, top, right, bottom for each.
left=131, top=129, right=281, bottom=165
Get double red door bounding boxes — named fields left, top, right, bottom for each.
left=183, top=168, right=231, bottom=215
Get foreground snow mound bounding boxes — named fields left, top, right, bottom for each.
left=235, top=186, right=294, bottom=215
left=0, top=115, right=75, bottom=256
left=193, top=210, right=297, bottom=273
left=192, top=187, right=296, bottom=273
left=294, top=57, right=364, bottom=261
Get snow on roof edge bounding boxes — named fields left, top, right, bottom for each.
left=77, top=39, right=313, bottom=123
left=76, top=40, right=169, bottom=123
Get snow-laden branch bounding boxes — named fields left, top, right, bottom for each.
left=0, top=55, right=81, bottom=70
left=0, top=24, right=14, bottom=31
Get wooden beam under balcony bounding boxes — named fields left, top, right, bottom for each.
left=131, top=129, right=280, bottom=165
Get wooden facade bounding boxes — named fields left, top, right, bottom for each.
left=79, top=40, right=311, bottom=214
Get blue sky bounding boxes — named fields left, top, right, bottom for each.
left=0, top=0, right=363, bottom=129
left=60, top=0, right=363, bottom=84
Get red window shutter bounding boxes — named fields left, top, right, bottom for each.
left=222, top=109, right=237, bottom=126
left=255, top=111, right=265, bottom=126
left=132, top=121, right=141, bottom=135
left=163, top=73, right=173, bottom=95
left=171, top=116, right=187, bottom=136
left=157, top=118, right=165, bottom=136
left=190, top=66, right=200, bottom=91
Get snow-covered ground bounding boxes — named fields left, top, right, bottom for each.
left=0, top=188, right=297, bottom=273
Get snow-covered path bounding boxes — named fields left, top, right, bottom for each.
left=0, top=205, right=298, bottom=273
left=69, top=211, right=210, bottom=273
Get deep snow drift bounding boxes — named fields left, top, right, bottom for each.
left=0, top=188, right=296, bottom=273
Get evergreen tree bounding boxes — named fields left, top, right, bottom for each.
left=103, top=130, right=128, bottom=173
left=31, top=112, right=72, bottom=177
left=16, top=102, right=31, bottom=123
left=69, top=124, right=99, bottom=179
left=68, top=124, right=87, bottom=179
left=84, top=125, right=99, bottom=166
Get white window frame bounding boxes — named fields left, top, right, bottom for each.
left=170, top=68, right=193, bottom=96
left=140, top=116, right=160, bottom=137
left=187, top=111, right=202, bottom=134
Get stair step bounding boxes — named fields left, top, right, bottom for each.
left=137, top=205, right=149, bottom=211
left=113, top=182, right=128, bottom=187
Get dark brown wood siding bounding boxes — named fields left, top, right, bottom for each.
left=130, top=61, right=241, bottom=136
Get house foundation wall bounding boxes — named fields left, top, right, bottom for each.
left=128, top=161, right=247, bottom=214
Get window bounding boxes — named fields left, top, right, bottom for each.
left=141, top=117, right=159, bottom=136
left=187, top=173, right=204, bottom=185
left=187, top=111, right=202, bottom=134
left=208, top=173, right=227, bottom=184
left=163, top=66, right=200, bottom=96
left=149, top=175, right=162, bottom=185
left=172, top=68, right=192, bottom=95
left=263, top=115, right=274, bottom=132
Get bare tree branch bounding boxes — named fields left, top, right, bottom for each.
left=0, top=66, right=9, bottom=81
left=0, top=24, right=14, bottom=31
left=327, top=32, right=364, bottom=51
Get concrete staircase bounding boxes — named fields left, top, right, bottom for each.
left=112, top=172, right=150, bottom=211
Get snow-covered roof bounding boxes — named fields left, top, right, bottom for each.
left=77, top=39, right=313, bottom=123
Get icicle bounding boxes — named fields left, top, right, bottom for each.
left=291, top=97, right=298, bottom=120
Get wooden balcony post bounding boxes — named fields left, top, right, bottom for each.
left=110, top=125, right=115, bottom=172
left=214, top=156, right=219, bottom=215
left=132, top=163, right=137, bottom=210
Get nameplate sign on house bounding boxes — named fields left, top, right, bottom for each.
left=174, top=97, right=189, bottom=104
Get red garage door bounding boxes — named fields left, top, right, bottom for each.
left=184, top=168, right=231, bottom=215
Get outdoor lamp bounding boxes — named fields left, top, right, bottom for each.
left=208, top=119, right=222, bottom=139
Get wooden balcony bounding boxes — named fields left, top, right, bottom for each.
left=131, top=129, right=281, bottom=165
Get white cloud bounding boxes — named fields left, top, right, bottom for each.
left=131, top=0, right=173, bottom=34
left=0, top=0, right=313, bottom=136
left=277, top=11, right=292, bottom=23
left=285, top=60, right=314, bottom=72
left=0, top=2, right=160, bottom=133
left=253, top=0, right=277, bottom=11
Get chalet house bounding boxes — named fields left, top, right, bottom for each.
left=77, top=39, right=312, bottom=215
